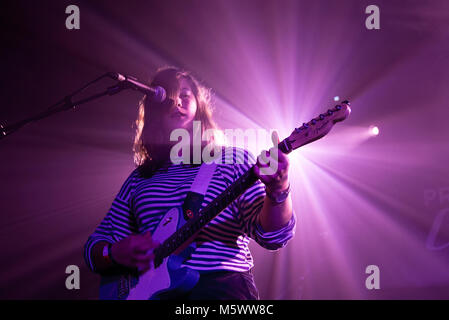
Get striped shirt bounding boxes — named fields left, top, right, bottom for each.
left=84, top=147, right=296, bottom=273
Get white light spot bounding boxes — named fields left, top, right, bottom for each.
left=370, top=126, right=379, bottom=136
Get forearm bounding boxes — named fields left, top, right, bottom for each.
left=259, top=194, right=293, bottom=232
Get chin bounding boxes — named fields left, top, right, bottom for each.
left=163, top=116, right=194, bottom=132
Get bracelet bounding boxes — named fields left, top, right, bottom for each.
left=108, top=243, right=120, bottom=266
left=265, top=183, right=291, bottom=204
left=102, top=243, right=119, bottom=266
left=102, top=243, right=111, bottom=264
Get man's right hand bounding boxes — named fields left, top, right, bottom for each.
left=111, top=231, right=158, bottom=273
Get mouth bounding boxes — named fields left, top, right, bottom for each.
left=170, top=109, right=187, bottom=118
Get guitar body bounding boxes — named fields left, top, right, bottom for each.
left=99, top=207, right=200, bottom=300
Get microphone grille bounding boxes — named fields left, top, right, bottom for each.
left=153, top=86, right=166, bottom=103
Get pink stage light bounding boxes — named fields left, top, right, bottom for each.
left=370, top=125, right=380, bottom=136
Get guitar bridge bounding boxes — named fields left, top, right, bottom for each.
left=162, top=217, right=172, bottom=226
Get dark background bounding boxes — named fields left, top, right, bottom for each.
left=0, top=0, right=448, bottom=299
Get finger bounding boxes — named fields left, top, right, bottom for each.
left=133, top=251, right=154, bottom=263
left=257, top=153, right=270, bottom=167
left=271, top=130, right=280, bottom=147
left=259, top=160, right=278, bottom=177
left=257, top=160, right=270, bottom=168
left=272, top=145, right=289, bottom=166
left=133, top=241, right=155, bottom=254
left=137, top=231, right=154, bottom=243
left=275, top=153, right=289, bottom=167
left=268, top=147, right=279, bottom=161
left=141, top=231, right=153, bottom=240
left=254, top=164, right=269, bottom=180
left=137, top=261, right=152, bottom=274
left=130, top=232, right=151, bottom=247
left=151, top=241, right=160, bottom=249
left=253, top=164, right=259, bottom=177
left=254, top=165, right=269, bottom=183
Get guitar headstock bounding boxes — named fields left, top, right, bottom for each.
left=278, top=100, right=351, bottom=153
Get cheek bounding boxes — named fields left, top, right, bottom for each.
left=188, top=101, right=198, bottom=118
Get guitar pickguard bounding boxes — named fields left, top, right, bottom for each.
left=99, top=207, right=199, bottom=300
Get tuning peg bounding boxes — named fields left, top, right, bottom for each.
left=302, top=123, right=309, bottom=128
left=327, top=109, right=333, bottom=115
left=319, top=114, right=325, bottom=120
left=0, top=123, right=6, bottom=136
left=311, top=119, right=317, bottom=125
left=335, top=105, right=342, bottom=110
left=294, top=127, right=301, bottom=133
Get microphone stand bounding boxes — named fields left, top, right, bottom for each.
left=0, top=73, right=136, bottom=140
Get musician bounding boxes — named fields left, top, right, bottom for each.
left=84, top=66, right=296, bottom=299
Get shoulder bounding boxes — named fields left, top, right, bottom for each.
left=116, top=168, right=141, bottom=198
left=126, top=167, right=142, bottom=181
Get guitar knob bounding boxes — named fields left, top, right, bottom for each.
left=302, top=123, right=309, bottom=128
left=327, top=109, right=333, bottom=115
left=335, top=105, right=342, bottom=110
left=311, top=119, right=317, bottom=125
left=319, top=114, right=325, bottom=120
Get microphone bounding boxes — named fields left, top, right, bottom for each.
left=108, top=72, right=166, bottom=103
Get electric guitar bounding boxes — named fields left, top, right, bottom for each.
left=99, top=101, right=351, bottom=299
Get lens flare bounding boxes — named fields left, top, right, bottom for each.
left=370, top=125, right=380, bottom=136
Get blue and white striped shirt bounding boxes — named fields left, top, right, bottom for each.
left=84, top=147, right=296, bottom=273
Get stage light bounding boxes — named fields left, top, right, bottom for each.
left=334, top=96, right=340, bottom=102
left=370, top=126, right=379, bottom=136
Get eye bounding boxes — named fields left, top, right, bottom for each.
left=180, top=93, right=191, bottom=100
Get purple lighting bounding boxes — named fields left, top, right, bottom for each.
left=0, top=0, right=448, bottom=301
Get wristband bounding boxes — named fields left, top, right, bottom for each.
left=108, top=243, right=120, bottom=266
left=102, top=243, right=118, bottom=266
left=102, top=243, right=111, bottom=264
left=265, top=183, right=291, bottom=204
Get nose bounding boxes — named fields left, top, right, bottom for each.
left=175, top=97, right=181, bottom=107
left=169, top=98, right=183, bottom=114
